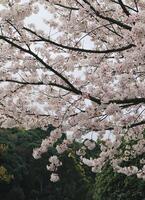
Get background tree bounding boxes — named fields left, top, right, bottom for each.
left=0, top=0, right=145, bottom=180
left=1, top=128, right=145, bottom=199
left=94, top=166, right=145, bottom=200
left=0, top=127, right=95, bottom=200
left=0, top=143, right=13, bottom=183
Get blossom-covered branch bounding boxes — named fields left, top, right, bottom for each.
left=0, top=0, right=145, bottom=182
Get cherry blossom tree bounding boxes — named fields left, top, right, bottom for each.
left=0, top=0, right=145, bottom=181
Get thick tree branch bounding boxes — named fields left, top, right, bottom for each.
left=93, top=120, right=145, bottom=132
left=110, top=98, right=145, bottom=105
left=118, top=0, right=130, bottom=16
left=54, top=3, right=79, bottom=10
left=111, top=0, right=138, bottom=12
left=82, top=0, right=132, bottom=30
left=0, top=36, right=144, bottom=107
left=24, top=27, right=135, bottom=54
left=0, top=79, right=78, bottom=93
left=0, top=35, right=80, bottom=94
left=0, top=78, right=145, bottom=107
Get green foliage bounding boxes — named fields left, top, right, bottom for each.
left=0, top=166, right=13, bottom=183
left=93, top=131, right=145, bottom=200
left=93, top=166, right=145, bottom=200
left=0, top=127, right=94, bottom=200
left=2, top=127, right=145, bottom=200
left=0, top=141, right=13, bottom=183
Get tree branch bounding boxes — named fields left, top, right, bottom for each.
left=93, top=120, right=145, bottom=132
left=82, top=0, right=132, bottom=30
left=24, top=27, right=135, bottom=54
left=0, top=35, right=80, bottom=94
left=118, top=0, right=130, bottom=16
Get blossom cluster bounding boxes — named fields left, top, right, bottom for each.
left=46, top=156, right=62, bottom=181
